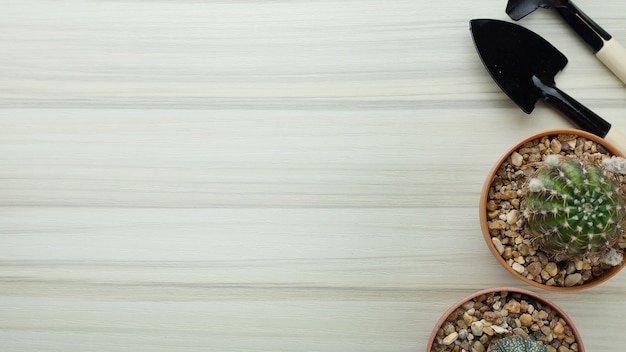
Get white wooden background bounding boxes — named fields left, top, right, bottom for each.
left=1, top=0, right=626, bottom=351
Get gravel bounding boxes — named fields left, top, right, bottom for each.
left=430, top=290, right=579, bottom=352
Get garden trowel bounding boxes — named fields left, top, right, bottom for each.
left=506, top=0, right=626, bottom=85
left=470, top=19, right=626, bottom=153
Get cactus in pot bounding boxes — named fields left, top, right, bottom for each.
left=523, top=155, right=626, bottom=264
left=492, top=335, right=547, bottom=352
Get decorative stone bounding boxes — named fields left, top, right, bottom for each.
left=565, top=273, right=582, bottom=287
left=491, top=325, right=507, bottom=334
left=471, top=321, right=484, bottom=337
left=512, top=262, right=525, bottom=274
left=443, top=332, right=458, bottom=345
left=472, top=340, right=485, bottom=352
left=503, top=299, right=521, bottom=314
left=489, top=220, right=507, bottom=230
left=503, top=247, right=513, bottom=260
left=537, top=252, right=549, bottom=266
left=458, top=329, right=468, bottom=339
left=511, top=152, right=524, bottom=166
left=443, top=322, right=456, bottom=335
left=550, top=139, right=562, bottom=153
left=518, top=243, right=531, bottom=256
left=553, top=322, right=565, bottom=336
left=544, top=262, right=558, bottom=277
left=464, top=312, right=474, bottom=325
left=519, top=313, right=533, bottom=327
left=492, top=237, right=504, bottom=255
left=527, top=261, right=542, bottom=277
left=512, top=327, right=528, bottom=336
left=483, top=311, right=498, bottom=322
left=506, top=210, right=520, bottom=225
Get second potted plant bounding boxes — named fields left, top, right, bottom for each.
left=480, top=129, right=626, bottom=291
left=427, top=287, right=584, bottom=352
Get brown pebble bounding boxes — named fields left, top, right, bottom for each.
left=504, top=299, right=521, bottom=314
left=513, top=327, right=528, bottom=336
left=463, top=312, right=473, bottom=326
left=544, top=262, right=558, bottom=277
left=479, top=335, right=489, bottom=345
left=550, top=139, right=562, bottom=153
left=489, top=220, right=507, bottom=230
left=472, top=340, right=485, bottom=352
left=553, top=322, right=565, bottom=336
left=537, top=252, right=549, bottom=266
left=519, top=313, right=533, bottom=327
left=527, top=262, right=542, bottom=277
left=483, top=311, right=498, bottom=322
left=503, top=247, right=513, bottom=260
left=520, top=300, right=529, bottom=313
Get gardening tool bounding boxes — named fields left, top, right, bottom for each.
left=470, top=19, right=626, bottom=153
left=506, top=0, right=626, bottom=85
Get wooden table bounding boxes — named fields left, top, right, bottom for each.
left=2, top=0, right=625, bottom=350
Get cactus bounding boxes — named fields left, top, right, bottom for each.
left=492, top=335, right=547, bottom=352
left=523, top=155, right=626, bottom=261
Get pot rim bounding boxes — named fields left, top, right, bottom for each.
left=426, top=286, right=585, bottom=352
left=479, top=128, right=626, bottom=292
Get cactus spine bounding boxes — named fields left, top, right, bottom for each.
left=492, top=335, right=547, bottom=352
left=523, top=155, right=626, bottom=260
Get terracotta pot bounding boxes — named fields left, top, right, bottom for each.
left=480, top=128, right=626, bottom=291
left=426, top=287, right=585, bottom=352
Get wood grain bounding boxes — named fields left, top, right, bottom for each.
left=1, top=0, right=626, bottom=351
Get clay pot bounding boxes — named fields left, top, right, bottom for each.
left=427, top=287, right=585, bottom=352
left=480, top=128, right=626, bottom=291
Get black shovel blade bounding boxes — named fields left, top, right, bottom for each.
left=506, top=0, right=560, bottom=20
left=470, top=19, right=568, bottom=113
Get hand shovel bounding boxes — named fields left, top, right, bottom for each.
left=470, top=19, right=626, bottom=154
left=506, top=0, right=626, bottom=85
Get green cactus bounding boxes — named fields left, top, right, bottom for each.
left=523, top=155, right=626, bottom=260
left=492, top=335, right=547, bottom=352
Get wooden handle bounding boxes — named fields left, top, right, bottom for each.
left=596, top=38, right=626, bottom=85
left=604, top=127, right=626, bottom=156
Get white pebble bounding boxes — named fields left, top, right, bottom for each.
left=603, top=248, right=624, bottom=266
left=471, top=321, right=484, bottom=336
left=602, top=157, right=626, bottom=174
left=511, top=152, right=524, bottom=167
left=492, top=325, right=507, bottom=334
left=512, top=262, right=525, bottom=274
left=492, top=237, right=504, bottom=255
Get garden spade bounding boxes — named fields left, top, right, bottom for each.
left=470, top=19, right=626, bottom=153
left=506, top=0, right=626, bottom=85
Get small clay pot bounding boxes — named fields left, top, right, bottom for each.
left=427, top=287, right=585, bottom=352
left=480, top=128, right=626, bottom=291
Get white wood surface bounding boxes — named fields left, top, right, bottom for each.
left=1, top=0, right=626, bottom=351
